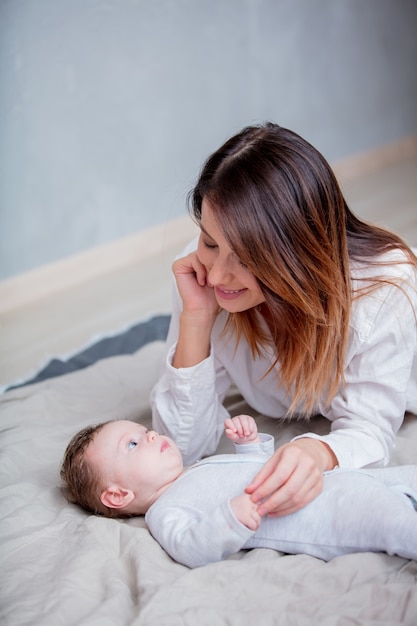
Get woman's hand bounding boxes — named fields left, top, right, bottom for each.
left=172, top=252, right=219, bottom=368
left=173, top=252, right=219, bottom=318
left=245, top=438, right=338, bottom=517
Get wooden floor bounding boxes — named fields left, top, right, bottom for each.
left=1, top=152, right=416, bottom=391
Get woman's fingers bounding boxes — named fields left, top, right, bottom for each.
left=173, top=253, right=207, bottom=285
left=245, top=449, right=288, bottom=496
left=246, top=441, right=324, bottom=516
left=172, top=253, right=218, bottom=315
left=257, top=469, right=323, bottom=517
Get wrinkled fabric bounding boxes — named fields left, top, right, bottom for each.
left=1, top=342, right=417, bottom=626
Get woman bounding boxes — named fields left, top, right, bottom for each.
left=151, top=122, right=417, bottom=518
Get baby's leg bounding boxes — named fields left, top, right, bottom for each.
left=357, top=465, right=417, bottom=491
left=352, top=466, right=417, bottom=509
left=253, top=468, right=417, bottom=561
left=318, top=469, right=417, bottom=559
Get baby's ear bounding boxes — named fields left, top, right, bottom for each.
left=101, top=486, right=134, bottom=510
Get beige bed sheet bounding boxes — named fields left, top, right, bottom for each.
left=1, top=341, right=416, bottom=625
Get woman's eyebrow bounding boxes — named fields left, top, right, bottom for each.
left=199, top=223, right=214, bottom=239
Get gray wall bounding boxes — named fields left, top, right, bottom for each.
left=1, top=0, right=416, bottom=280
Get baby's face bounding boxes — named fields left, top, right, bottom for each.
left=86, top=420, right=183, bottom=512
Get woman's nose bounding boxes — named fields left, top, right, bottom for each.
left=207, top=257, right=231, bottom=285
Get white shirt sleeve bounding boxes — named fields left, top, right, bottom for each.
left=294, top=275, right=417, bottom=468
left=151, top=343, right=231, bottom=464
left=150, top=250, right=233, bottom=463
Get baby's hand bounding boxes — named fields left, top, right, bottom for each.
left=224, top=415, right=260, bottom=444
left=230, top=493, right=263, bottom=530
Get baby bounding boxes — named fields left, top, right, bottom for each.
left=61, top=415, right=417, bottom=568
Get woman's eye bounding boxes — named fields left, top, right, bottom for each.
left=198, top=228, right=218, bottom=250
left=202, top=239, right=217, bottom=250
left=128, top=441, right=137, bottom=450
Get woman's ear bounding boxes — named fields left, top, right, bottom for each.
left=100, top=486, right=135, bottom=510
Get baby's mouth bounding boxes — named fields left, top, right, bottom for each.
left=160, top=440, right=170, bottom=453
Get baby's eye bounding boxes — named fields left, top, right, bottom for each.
left=128, top=440, right=137, bottom=450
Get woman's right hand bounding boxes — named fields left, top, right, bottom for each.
left=172, top=252, right=219, bottom=368
left=172, top=252, right=219, bottom=317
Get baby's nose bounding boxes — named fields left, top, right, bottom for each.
left=147, top=431, right=158, bottom=442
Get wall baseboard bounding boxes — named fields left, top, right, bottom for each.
left=332, top=134, right=417, bottom=182
left=1, top=135, right=416, bottom=315
left=0, top=216, right=198, bottom=314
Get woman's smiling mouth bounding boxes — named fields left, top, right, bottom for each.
left=215, top=287, right=248, bottom=300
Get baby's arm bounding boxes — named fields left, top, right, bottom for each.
left=224, top=415, right=261, bottom=445
left=230, top=493, right=263, bottom=530
left=225, top=416, right=264, bottom=529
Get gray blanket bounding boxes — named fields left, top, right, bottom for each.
left=1, top=341, right=416, bottom=625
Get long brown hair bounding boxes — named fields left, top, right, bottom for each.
left=189, top=123, right=416, bottom=414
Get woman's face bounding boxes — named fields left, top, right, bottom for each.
left=197, top=198, right=265, bottom=313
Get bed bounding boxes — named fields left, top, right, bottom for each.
left=1, top=318, right=417, bottom=625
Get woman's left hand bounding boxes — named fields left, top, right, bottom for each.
left=245, top=438, right=338, bottom=517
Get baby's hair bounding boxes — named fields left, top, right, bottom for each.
left=60, top=421, right=127, bottom=519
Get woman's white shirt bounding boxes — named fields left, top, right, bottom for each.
left=151, top=240, right=417, bottom=467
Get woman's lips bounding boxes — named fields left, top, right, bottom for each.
left=215, top=287, right=248, bottom=301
